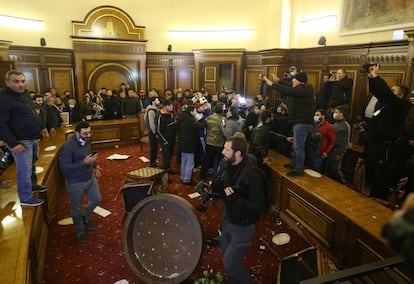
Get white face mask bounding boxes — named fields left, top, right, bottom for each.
left=333, top=113, right=339, bottom=120
left=69, top=104, right=75, bottom=108
left=313, top=116, right=321, bottom=123
left=290, top=71, right=296, bottom=76
left=78, top=136, right=86, bottom=146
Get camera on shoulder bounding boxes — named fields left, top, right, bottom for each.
left=195, top=181, right=220, bottom=204
left=362, top=63, right=380, bottom=73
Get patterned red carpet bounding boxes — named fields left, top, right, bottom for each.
left=42, top=144, right=309, bottom=284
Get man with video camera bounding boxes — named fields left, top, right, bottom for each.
left=362, top=64, right=412, bottom=200
left=210, top=134, right=269, bottom=284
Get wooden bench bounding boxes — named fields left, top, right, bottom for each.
left=266, top=149, right=412, bottom=282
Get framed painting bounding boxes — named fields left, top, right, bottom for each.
left=340, top=0, right=414, bottom=35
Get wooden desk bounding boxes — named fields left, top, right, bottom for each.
left=64, top=118, right=140, bottom=149
left=0, top=118, right=140, bottom=284
left=0, top=128, right=66, bottom=284
left=266, top=150, right=412, bottom=282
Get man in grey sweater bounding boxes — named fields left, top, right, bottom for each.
left=59, top=121, right=102, bottom=246
left=326, top=106, right=350, bottom=184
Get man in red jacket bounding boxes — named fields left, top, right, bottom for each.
left=308, top=109, right=336, bottom=172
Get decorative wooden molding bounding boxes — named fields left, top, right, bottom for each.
left=72, top=5, right=147, bottom=42
left=404, top=28, right=414, bottom=41
left=72, top=41, right=146, bottom=54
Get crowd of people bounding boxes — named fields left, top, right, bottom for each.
left=1, top=66, right=414, bottom=282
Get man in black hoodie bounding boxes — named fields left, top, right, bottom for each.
left=0, top=70, right=48, bottom=206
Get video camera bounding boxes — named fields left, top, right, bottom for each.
left=195, top=181, right=221, bottom=204
left=352, top=121, right=368, bottom=131
left=362, top=63, right=380, bottom=73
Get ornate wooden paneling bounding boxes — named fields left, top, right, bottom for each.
left=72, top=6, right=146, bottom=41
left=146, top=52, right=194, bottom=91
left=48, top=68, right=75, bottom=95
left=204, top=66, right=217, bottom=82
left=283, top=182, right=337, bottom=249
left=244, top=69, right=263, bottom=97
left=175, top=69, right=194, bottom=91
left=8, top=46, right=74, bottom=94
left=267, top=149, right=414, bottom=282
left=193, top=49, right=245, bottom=92
left=71, top=6, right=147, bottom=98
left=0, top=60, right=14, bottom=87
left=147, top=68, right=167, bottom=93
left=20, top=67, right=41, bottom=93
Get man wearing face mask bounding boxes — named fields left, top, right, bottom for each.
left=326, top=107, right=350, bottom=184
left=59, top=121, right=102, bottom=246
left=307, top=109, right=336, bottom=172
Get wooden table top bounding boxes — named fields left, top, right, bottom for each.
left=0, top=127, right=67, bottom=284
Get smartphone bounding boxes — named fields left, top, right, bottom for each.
left=91, top=151, right=98, bottom=156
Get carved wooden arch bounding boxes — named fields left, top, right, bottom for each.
left=87, top=63, right=138, bottom=93
left=72, top=5, right=146, bottom=41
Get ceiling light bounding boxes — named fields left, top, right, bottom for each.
left=0, top=14, right=44, bottom=31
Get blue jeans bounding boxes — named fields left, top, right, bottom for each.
left=180, top=153, right=194, bottom=182
left=292, top=123, right=313, bottom=173
left=66, top=176, right=101, bottom=236
left=221, top=218, right=256, bottom=284
left=10, top=139, right=39, bottom=202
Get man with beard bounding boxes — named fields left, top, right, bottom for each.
left=59, top=121, right=102, bottom=246
left=212, top=135, right=269, bottom=284
left=0, top=70, right=49, bottom=206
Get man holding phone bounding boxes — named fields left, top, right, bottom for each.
left=59, top=121, right=102, bottom=246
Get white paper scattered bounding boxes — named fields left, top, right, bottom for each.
left=188, top=192, right=201, bottom=199
left=113, top=280, right=129, bottom=284
left=44, top=145, right=57, bottom=151
left=58, top=217, right=74, bottom=225
left=106, top=154, right=130, bottom=160
left=35, top=166, right=44, bottom=174
left=93, top=206, right=112, bottom=217
left=139, top=156, right=150, bottom=162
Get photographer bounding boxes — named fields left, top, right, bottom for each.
left=363, top=64, right=412, bottom=200
left=327, top=68, right=353, bottom=111
left=211, top=135, right=269, bottom=284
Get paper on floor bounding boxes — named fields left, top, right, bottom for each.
left=93, top=206, right=112, bottom=217
left=58, top=217, right=73, bottom=225
left=106, top=154, right=130, bottom=160
left=188, top=192, right=201, bottom=199
left=139, top=156, right=150, bottom=162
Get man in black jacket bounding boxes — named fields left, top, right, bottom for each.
left=327, top=68, right=353, bottom=110
left=363, top=65, right=412, bottom=200
left=212, top=135, right=268, bottom=284
left=0, top=70, right=48, bottom=206
left=156, top=100, right=176, bottom=172
left=263, top=72, right=315, bottom=176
